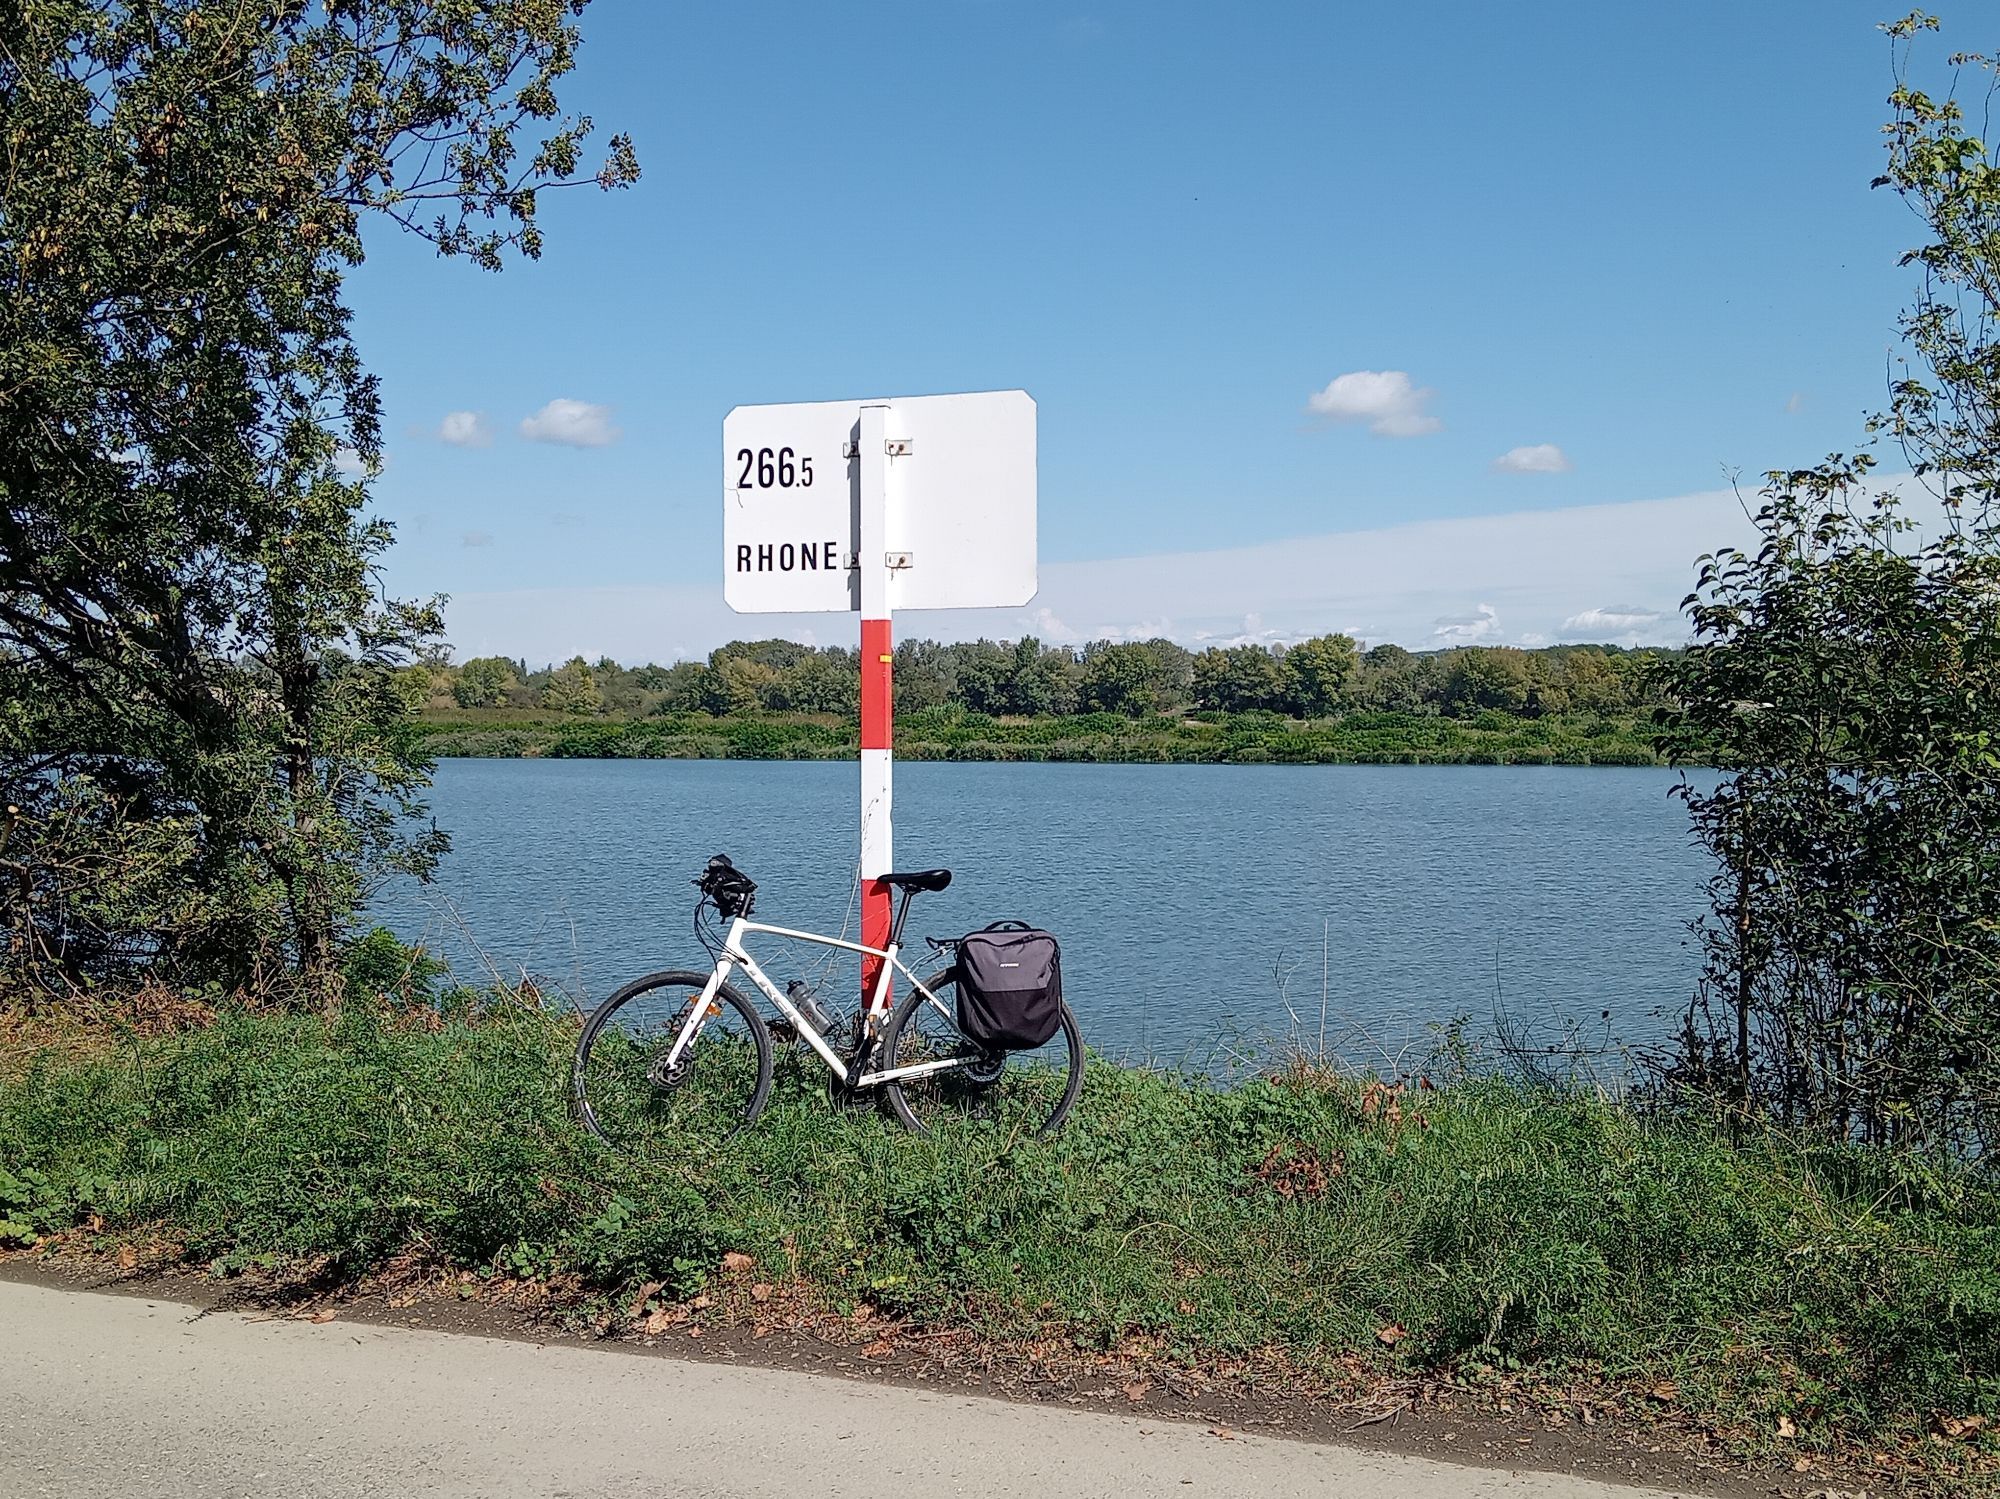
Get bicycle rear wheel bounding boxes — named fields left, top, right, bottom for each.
left=573, top=970, right=772, bottom=1147
left=879, top=969, right=1083, bottom=1139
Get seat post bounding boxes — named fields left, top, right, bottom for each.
left=888, top=886, right=918, bottom=948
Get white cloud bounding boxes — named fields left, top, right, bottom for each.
left=1492, top=443, right=1572, bottom=474
left=1026, top=606, right=1079, bottom=643
left=1785, top=391, right=1806, bottom=415
left=520, top=398, right=619, bottom=448
left=462, top=530, right=493, bottom=549
left=439, top=411, right=493, bottom=448
left=1562, top=604, right=1663, bottom=632
left=334, top=447, right=369, bottom=478
left=1305, top=370, right=1441, bottom=437
left=1431, top=603, right=1500, bottom=644
left=1559, top=605, right=1670, bottom=644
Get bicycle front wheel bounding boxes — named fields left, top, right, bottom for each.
left=573, top=970, right=773, bottom=1147
left=880, top=969, right=1084, bottom=1139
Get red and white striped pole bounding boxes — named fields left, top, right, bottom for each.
left=857, top=403, right=893, bottom=1007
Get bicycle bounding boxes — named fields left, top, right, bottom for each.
left=572, top=854, right=1084, bottom=1145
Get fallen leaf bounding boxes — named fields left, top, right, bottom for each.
left=1649, top=1379, right=1678, bottom=1402
left=750, top=1283, right=773, bottom=1303
left=1376, top=1323, right=1407, bottom=1346
left=309, top=1308, right=336, bottom=1324
left=1207, top=1426, right=1235, bottom=1441
left=721, top=1251, right=756, bottom=1275
left=1792, top=1456, right=1812, bottom=1473
left=690, top=1294, right=712, bottom=1310
left=116, top=1245, right=137, bottom=1269
left=1939, top=1413, right=1989, bottom=1440
left=643, top=1308, right=674, bottom=1335
left=626, top=1281, right=663, bottom=1319
left=1776, top=1415, right=1797, bottom=1439
left=1123, top=1381, right=1151, bottom=1403
left=860, top=1338, right=896, bottom=1360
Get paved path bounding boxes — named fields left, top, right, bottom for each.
left=0, top=1279, right=1696, bottom=1498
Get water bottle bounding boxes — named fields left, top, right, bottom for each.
left=787, top=979, right=830, bottom=1033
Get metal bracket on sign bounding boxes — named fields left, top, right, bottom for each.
left=885, top=551, right=913, bottom=571
left=842, top=438, right=915, bottom=458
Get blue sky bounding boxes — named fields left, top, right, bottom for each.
left=348, top=1, right=1934, bottom=663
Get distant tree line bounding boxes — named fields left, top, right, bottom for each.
left=410, top=636, right=1669, bottom=722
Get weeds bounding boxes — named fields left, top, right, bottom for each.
left=0, top=1007, right=1995, bottom=1461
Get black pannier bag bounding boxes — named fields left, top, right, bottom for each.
left=955, top=921, right=1063, bottom=1050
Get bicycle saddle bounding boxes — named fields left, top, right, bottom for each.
left=878, top=868, right=952, bottom=893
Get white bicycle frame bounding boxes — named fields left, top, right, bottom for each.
left=662, top=914, right=968, bottom=1088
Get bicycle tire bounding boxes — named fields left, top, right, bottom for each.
left=879, top=968, right=1084, bottom=1139
left=573, top=970, right=773, bottom=1146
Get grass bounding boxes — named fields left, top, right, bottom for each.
left=411, top=708, right=1666, bottom=766
left=3, top=1001, right=1995, bottom=1470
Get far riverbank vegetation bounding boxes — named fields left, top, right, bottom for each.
left=407, top=639, right=1671, bottom=765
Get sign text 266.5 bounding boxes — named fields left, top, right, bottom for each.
left=735, top=446, right=813, bottom=489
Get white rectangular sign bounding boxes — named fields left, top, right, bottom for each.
left=722, top=390, right=1036, bottom=614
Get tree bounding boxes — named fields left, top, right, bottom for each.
left=0, top=2, right=635, bottom=1004
left=892, top=640, right=955, bottom=714
left=1080, top=643, right=1168, bottom=716
left=1876, top=11, right=2000, bottom=526
left=1656, top=460, right=2000, bottom=1151
left=1439, top=648, right=1531, bottom=716
left=1008, top=637, right=1081, bottom=716
left=1553, top=648, right=1627, bottom=714
left=769, top=650, right=859, bottom=716
left=1652, top=15, right=2000, bottom=1154
left=453, top=656, right=516, bottom=709
left=950, top=640, right=1016, bottom=716
left=1191, top=646, right=1285, bottom=713
left=1282, top=634, right=1360, bottom=717
left=390, top=666, right=436, bottom=716
left=712, top=654, right=777, bottom=715
left=653, top=662, right=728, bottom=715
left=541, top=658, right=604, bottom=717
left=1354, top=644, right=1431, bottom=713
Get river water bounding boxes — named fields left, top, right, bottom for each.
left=370, top=759, right=1715, bottom=1069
